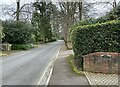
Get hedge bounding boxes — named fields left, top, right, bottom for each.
left=11, top=44, right=34, bottom=50
left=71, top=20, right=120, bottom=69
left=2, top=21, right=33, bottom=44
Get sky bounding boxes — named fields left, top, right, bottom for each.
left=0, top=0, right=35, bottom=20
left=0, top=0, right=120, bottom=20
left=0, top=0, right=35, bottom=5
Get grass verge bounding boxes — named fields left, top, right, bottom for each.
left=68, top=54, right=84, bottom=75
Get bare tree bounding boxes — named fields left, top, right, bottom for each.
left=56, top=2, right=78, bottom=49
left=52, top=1, right=93, bottom=49
left=2, top=3, right=33, bottom=21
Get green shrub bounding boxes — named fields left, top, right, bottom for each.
left=48, top=39, right=56, bottom=42
left=2, top=21, right=33, bottom=44
left=0, top=20, right=5, bottom=41
left=12, top=44, right=33, bottom=50
left=71, top=20, right=120, bottom=69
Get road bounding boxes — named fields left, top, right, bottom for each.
left=2, top=41, right=63, bottom=85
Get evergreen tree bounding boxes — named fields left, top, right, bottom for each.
left=32, top=1, right=53, bottom=43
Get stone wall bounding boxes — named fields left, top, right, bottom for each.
left=83, top=52, right=120, bottom=74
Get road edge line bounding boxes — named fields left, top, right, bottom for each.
left=37, top=46, right=60, bottom=85
left=37, top=59, right=52, bottom=85
left=45, top=47, right=60, bottom=86
left=45, top=68, right=53, bottom=86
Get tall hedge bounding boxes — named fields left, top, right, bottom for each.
left=2, top=21, right=33, bottom=44
left=71, top=20, right=120, bottom=69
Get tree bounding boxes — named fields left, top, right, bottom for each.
left=2, top=3, right=33, bottom=21
left=31, top=11, right=42, bottom=43
left=95, top=3, right=120, bottom=23
left=57, top=2, right=78, bottom=49
left=32, top=1, right=53, bottom=43
left=50, top=1, right=98, bottom=49
left=0, top=20, right=5, bottom=42
left=50, top=4, right=62, bottom=39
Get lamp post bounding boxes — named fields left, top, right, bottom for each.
left=16, top=0, right=20, bottom=21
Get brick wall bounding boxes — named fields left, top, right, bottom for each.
left=83, top=52, right=120, bottom=74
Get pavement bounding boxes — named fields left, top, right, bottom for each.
left=48, top=49, right=90, bottom=86
left=2, top=41, right=63, bottom=85
left=48, top=45, right=119, bottom=87
left=84, top=72, right=119, bottom=86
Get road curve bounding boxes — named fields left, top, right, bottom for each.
left=2, top=41, right=63, bottom=85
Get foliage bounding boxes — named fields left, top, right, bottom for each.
left=11, top=44, right=33, bottom=50
left=70, top=5, right=120, bottom=34
left=71, top=20, right=120, bottom=69
left=95, top=5, right=120, bottom=23
left=32, top=1, right=53, bottom=43
left=114, top=4, right=120, bottom=19
left=107, top=4, right=120, bottom=20
left=31, top=11, right=42, bottom=42
left=0, top=20, right=5, bottom=41
left=2, top=21, right=33, bottom=44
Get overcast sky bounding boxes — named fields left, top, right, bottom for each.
left=0, top=0, right=35, bottom=5
left=0, top=0, right=35, bottom=20
left=0, top=0, right=120, bottom=20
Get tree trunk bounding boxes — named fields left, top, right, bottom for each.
left=64, top=34, right=69, bottom=50
left=113, top=0, right=117, bottom=8
left=78, top=2, right=82, bottom=21
left=64, top=39, right=69, bottom=50
left=63, top=22, right=69, bottom=50
left=16, top=1, right=20, bottom=21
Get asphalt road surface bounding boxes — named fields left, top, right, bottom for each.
left=2, top=40, right=63, bottom=85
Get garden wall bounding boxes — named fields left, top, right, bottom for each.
left=83, top=52, right=120, bottom=74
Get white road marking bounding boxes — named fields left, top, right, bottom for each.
left=45, top=68, right=53, bottom=85
left=37, top=47, right=60, bottom=85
